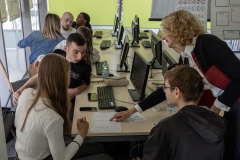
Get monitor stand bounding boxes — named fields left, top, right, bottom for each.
left=115, top=43, right=122, bottom=49
left=128, top=89, right=147, bottom=102
left=128, top=89, right=141, bottom=101
left=150, top=61, right=162, bottom=69
left=112, top=32, right=117, bottom=37
left=116, top=64, right=131, bottom=72
left=129, top=41, right=140, bottom=48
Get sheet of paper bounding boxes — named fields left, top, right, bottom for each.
left=127, top=112, right=147, bottom=124
left=91, top=112, right=121, bottom=132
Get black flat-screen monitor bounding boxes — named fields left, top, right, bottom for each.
left=134, top=15, right=140, bottom=39
left=150, top=32, right=162, bottom=69
left=112, top=13, right=119, bottom=36
left=130, top=21, right=140, bottom=47
left=162, top=50, right=177, bottom=76
left=117, top=35, right=130, bottom=72
left=115, top=22, right=124, bottom=49
left=128, top=51, right=150, bottom=101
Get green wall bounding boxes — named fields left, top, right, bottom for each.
left=48, top=0, right=211, bottom=29
left=48, top=0, right=118, bottom=25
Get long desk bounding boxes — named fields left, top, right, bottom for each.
left=71, top=30, right=177, bottom=142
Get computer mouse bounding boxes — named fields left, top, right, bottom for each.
left=144, top=30, right=149, bottom=32
left=114, top=106, right=129, bottom=112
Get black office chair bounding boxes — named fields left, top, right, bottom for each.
left=3, top=107, right=15, bottom=140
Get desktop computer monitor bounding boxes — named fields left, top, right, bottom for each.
left=117, top=35, right=130, bottom=72
left=150, top=32, right=162, bottom=69
left=112, top=13, right=119, bottom=36
left=128, top=51, right=150, bottom=101
left=130, top=21, right=140, bottom=47
left=134, top=15, right=140, bottom=39
left=115, top=22, right=124, bottom=49
left=162, top=50, right=177, bottom=76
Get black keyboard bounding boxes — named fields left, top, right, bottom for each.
left=100, top=40, right=111, bottom=49
left=97, top=86, right=116, bottom=109
left=95, top=62, right=114, bottom=76
left=94, top=31, right=103, bottom=38
left=139, top=32, right=149, bottom=39
left=142, top=41, right=151, bottom=48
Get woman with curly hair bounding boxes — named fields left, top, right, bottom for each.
left=111, top=10, right=240, bottom=160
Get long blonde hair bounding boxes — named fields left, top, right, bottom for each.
left=76, top=26, right=92, bottom=65
left=21, top=54, right=71, bottom=134
left=42, top=13, right=62, bottom=39
left=161, top=10, right=205, bottom=46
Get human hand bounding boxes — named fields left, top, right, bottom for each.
left=77, top=117, right=89, bottom=139
left=68, top=88, right=77, bottom=100
left=210, top=104, right=221, bottom=115
left=13, top=88, right=24, bottom=106
left=110, top=108, right=137, bottom=121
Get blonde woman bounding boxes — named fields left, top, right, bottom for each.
left=14, top=54, right=111, bottom=160
left=18, top=13, right=65, bottom=77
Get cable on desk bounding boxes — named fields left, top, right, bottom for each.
left=115, top=99, right=136, bottom=105
left=146, top=85, right=154, bottom=92
left=151, top=72, right=162, bottom=78
left=126, top=29, right=132, bottom=34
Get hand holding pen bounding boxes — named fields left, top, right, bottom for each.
left=77, top=117, right=89, bottom=139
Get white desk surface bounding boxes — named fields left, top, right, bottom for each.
left=71, top=30, right=177, bottom=138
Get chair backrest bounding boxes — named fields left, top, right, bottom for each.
left=0, top=59, right=14, bottom=93
left=0, top=99, right=9, bottom=160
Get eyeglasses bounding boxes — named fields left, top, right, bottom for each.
left=160, top=85, right=176, bottom=90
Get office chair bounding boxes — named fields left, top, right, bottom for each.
left=0, top=59, right=29, bottom=108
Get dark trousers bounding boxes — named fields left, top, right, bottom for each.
left=224, top=101, right=240, bottom=160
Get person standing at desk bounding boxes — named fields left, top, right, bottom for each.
left=60, top=12, right=76, bottom=39
left=111, top=10, right=240, bottom=159
left=138, top=65, right=227, bottom=160
left=18, top=13, right=65, bottom=77
left=13, top=33, right=91, bottom=116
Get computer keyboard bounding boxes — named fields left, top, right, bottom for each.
left=95, top=62, right=114, bottom=76
left=94, top=31, right=103, bottom=38
left=139, top=32, right=149, bottom=39
left=142, top=41, right=151, bottom=48
left=100, top=40, right=111, bottom=49
left=97, top=86, right=116, bottom=109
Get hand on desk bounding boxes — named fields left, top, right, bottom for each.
left=110, top=108, right=137, bottom=122
left=77, top=117, right=89, bottom=139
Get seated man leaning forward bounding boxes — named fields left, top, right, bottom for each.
left=13, top=33, right=91, bottom=107
left=139, top=65, right=227, bottom=160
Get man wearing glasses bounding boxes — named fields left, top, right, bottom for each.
left=13, top=33, right=91, bottom=110
left=138, top=65, right=227, bottom=160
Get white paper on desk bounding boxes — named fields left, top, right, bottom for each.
left=91, top=112, right=121, bottom=132
left=127, top=112, right=147, bottom=124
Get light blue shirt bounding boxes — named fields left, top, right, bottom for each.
left=18, top=31, right=65, bottom=64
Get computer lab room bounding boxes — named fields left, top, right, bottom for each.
left=1, top=0, right=240, bottom=160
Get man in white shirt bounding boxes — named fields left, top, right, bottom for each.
left=61, top=12, right=76, bottom=39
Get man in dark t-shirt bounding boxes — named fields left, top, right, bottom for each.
left=13, top=33, right=91, bottom=108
